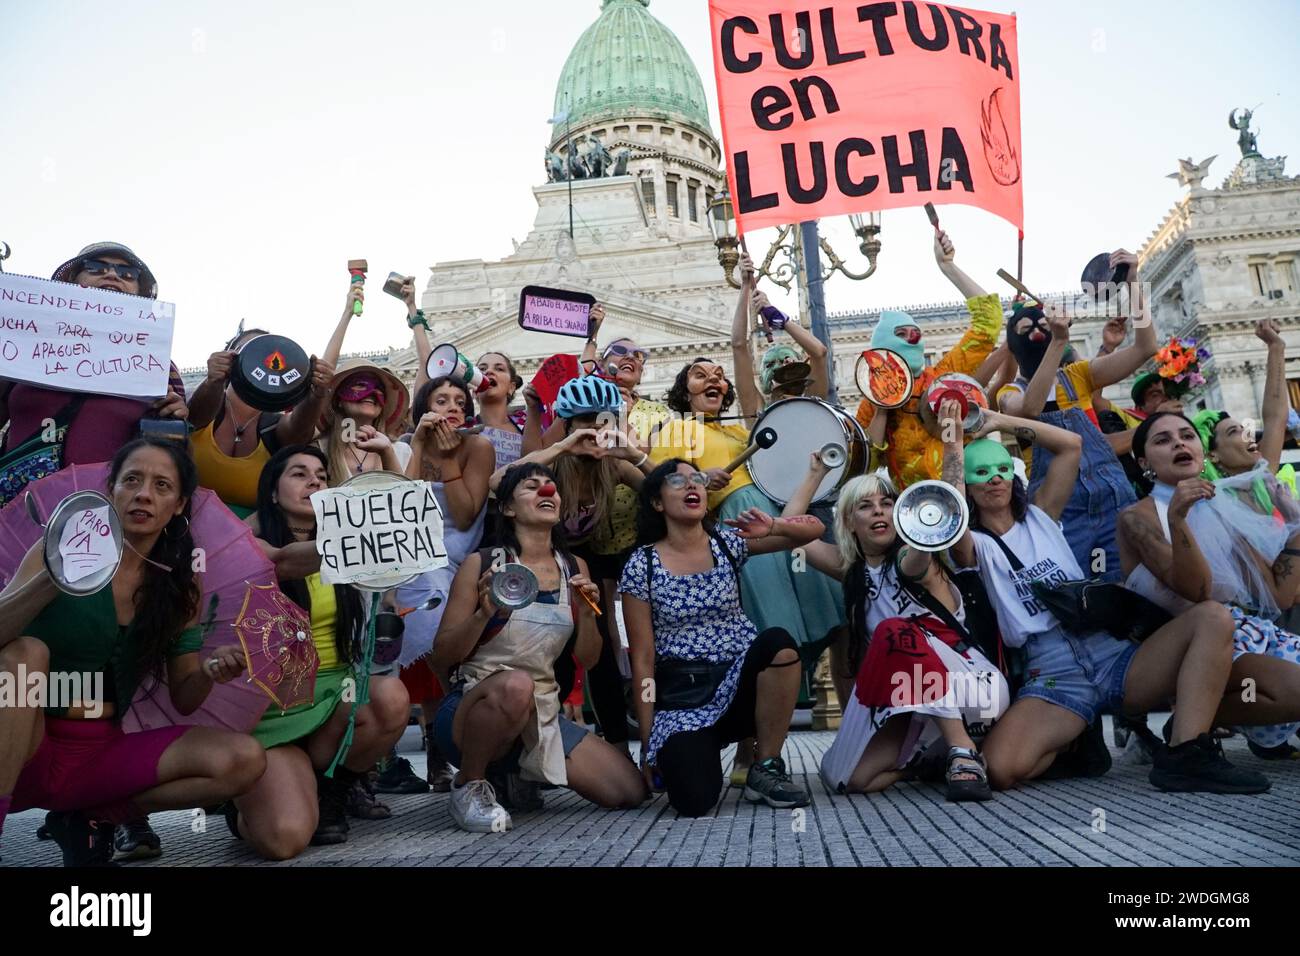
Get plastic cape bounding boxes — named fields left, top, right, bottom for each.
left=1147, top=462, right=1300, bottom=619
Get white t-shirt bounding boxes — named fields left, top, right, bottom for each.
left=970, top=505, right=1081, bottom=647
left=862, top=557, right=965, bottom=636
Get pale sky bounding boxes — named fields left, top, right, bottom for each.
left=2, top=0, right=1297, bottom=369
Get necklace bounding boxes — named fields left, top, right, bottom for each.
left=224, top=397, right=261, bottom=447
left=349, top=446, right=370, bottom=474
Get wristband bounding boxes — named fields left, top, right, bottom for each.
left=635, top=452, right=649, bottom=469
left=408, top=309, right=430, bottom=330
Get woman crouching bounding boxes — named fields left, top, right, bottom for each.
left=620, top=459, right=826, bottom=817
left=231, top=445, right=410, bottom=859
left=0, top=438, right=265, bottom=866
left=432, top=463, right=647, bottom=833
left=787, top=403, right=1009, bottom=799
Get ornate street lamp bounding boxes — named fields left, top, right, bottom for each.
left=707, top=190, right=741, bottom=288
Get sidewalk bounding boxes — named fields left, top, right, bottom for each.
left=4, top=720, right=1297, bottom=867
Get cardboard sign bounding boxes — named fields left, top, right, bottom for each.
left=708, top=1, right=1022, bottom=233
left=57, top=504, right=117, bottom=585
left=518, top=286, right=596, bottom=338
left=312, top=481, right=448, bottom=587
left=0, top=272, right=176, bottom=397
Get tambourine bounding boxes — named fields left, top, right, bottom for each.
left=335, top=471, right=423, bottom=593
left=491, top=563, right=539, bottom=611
left=893, top=480, right=969, bottom=553
left=854, top=349, right=914, bottom=409
left=918, top=373, right=988, bottom=437
left=40, top=491, right=124, bottom=595
left=230, top=334, right=312, bottom=411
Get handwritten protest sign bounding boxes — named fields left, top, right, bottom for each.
left=0, top=272, right=176, bottom=398
left=57, top=504, right=117, bottom=585
left=708, top=1, right=1022, bottom=233
left=311, top=480, right=448, bottom=588
left=518, top=286, right=596, bottom=338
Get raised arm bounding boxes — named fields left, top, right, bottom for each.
left=725, top=508, right=825, bottom=556
left=1089, top=252, right=1158, bottom=388
left=321, top=283, right=365, bottom=369
left=934, top=228, right=987, bottom=299
left=998, top=302, right=1069, bottom=418
left=1255, top=319, right=1287, bottom=471
left=489, top=427, right=596, bottom=491
left=275, top=356, right=335, bottom=446
left=732, top=255, right=763, bottom=422
left=980, top=408, right=1080, bottom=521
left=187, top=349, right=235, bottom=429
left=578, top=304, right=606, bottom=377
left=780, top=452, right=842, bottom=579
left=399, top=277, right=434, bottom=396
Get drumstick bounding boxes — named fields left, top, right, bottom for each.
left=723, top=427, right=778, bottom=473
left=924, top=202, right=940, bottom=231
left=996, top=269, right=1046, bottom=306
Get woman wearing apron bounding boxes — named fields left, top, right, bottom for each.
left=431, top=463, right=647, bottom=833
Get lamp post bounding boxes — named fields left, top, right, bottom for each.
left=708, top=191, right=883, bottom=405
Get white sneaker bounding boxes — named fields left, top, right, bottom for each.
left=449, top=778, right=512, bottom=834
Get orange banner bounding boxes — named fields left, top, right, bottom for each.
left=708, top=1, right=1022, bottom=234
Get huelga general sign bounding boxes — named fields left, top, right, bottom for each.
left=709, top=1, right=1022, bottom=233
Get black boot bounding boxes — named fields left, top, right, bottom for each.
left=113, top=815, right=162, bottom=862
left=311, top=771, right=352, bottom=846
left=43, top=811, right=118, bottom=867
left=1150, top=733, right=1271, bottom=794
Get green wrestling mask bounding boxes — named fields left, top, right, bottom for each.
left=964, top=439, right=1016, bottom=484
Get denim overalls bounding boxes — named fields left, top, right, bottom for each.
left=1022, top=371, right=1136, bottom=582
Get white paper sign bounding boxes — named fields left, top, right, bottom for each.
left=0, top=272, right=176, bottom=398
left=58, top=505, right=117, bottom=584
left=311, top=481, right=448, bottom=586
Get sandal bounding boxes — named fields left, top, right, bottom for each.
left=945, top=746, right=992, bottom=802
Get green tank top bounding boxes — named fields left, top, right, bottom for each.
left=24, top=587, right=204, bottom=717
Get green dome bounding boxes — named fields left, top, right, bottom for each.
left=554, top=0, right=712, bottom=136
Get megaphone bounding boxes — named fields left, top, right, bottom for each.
left=491, top=563, right=539, bottom=611
left=428, top=343, right=494, bottom=394
left=893, top=480, right=969, bottom=552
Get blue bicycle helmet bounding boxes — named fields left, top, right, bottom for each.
left=552, top=375, right=624, bottom=419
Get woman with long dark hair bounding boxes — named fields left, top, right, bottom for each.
left=949, top=413, right=1269, bottom=794
left=0, top=438, right=266, bottom=865
left=388, top=375, right=494, bottom=793
left=231, top=444, right=410, bottom=859
left=432, top=462, right=646, bottom=833
left=620, top=458, right=825, bottom=817
left=1119, top=411, right=1300, bottom=758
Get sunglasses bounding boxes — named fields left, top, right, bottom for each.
left=80, top=258, right=141, bottom=281
left=604, top=342, right=648, bottom=363
left=663, top=472, right=709, bottom=490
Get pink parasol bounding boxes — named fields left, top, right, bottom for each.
left=0, top=462, right=317, bottom=732
left=232, top=582, right=318, bottom=713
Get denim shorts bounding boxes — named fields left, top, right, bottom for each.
left=433, top=683, right=589, bottom=770
left=1016, top=626, right=1138, bottom=724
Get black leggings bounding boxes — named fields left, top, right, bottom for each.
left=655, top=628, right=798, bottom=818
left=574, top=545, right=632, bottom=745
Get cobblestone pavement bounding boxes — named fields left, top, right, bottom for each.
left=5, top=720, right=1298, bottom=867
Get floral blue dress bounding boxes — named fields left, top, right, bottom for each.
left=619, top=528, right=757, bottom=765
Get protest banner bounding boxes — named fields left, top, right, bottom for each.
left=0, top=272, right=176, bottom=398
left=312, top=478, right=448, bottom=588
left=518, top=286, right=596, bottom=338
left=708, top=1, right=1022, bottom=233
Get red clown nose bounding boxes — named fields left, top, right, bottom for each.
left=536, top=483, right=557, bottom=498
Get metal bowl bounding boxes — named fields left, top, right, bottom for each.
left=42, top=491, right=124, bottom=595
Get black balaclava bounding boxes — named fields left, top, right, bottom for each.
left=1007, top=301, right=1057, bottom=381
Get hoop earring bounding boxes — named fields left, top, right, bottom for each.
left=164, top=515, right=191, bottom=538
left=1142, top=468, right=1156, bottom=482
